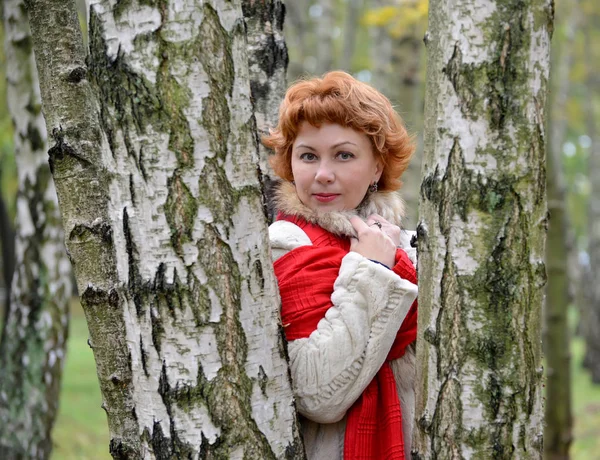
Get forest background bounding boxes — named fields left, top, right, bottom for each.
left=0, top=0, right=598, bottom=458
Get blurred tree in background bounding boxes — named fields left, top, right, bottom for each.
left=544, top=0, right=578, bottom=457
left=0, top=1, right=73, bottom=458
left=582, top=0, right=600, bottom=386
left=0, top=8, right=17, bottom=316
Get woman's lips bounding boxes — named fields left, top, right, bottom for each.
left=313, top=193, right=340, bottom=203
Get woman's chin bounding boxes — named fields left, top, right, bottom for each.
left=310, top=201, right=349, bottom=213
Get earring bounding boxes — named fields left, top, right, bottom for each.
left=369, top=182, right=378, bottom=193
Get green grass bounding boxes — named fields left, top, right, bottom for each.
left=50, top=303, right=600, bottom=459
left=52, top=303, right=109, bottom=459
left=571, top=337, right=600, bottom=459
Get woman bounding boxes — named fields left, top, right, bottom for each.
left=263, top=71, right=418, bottom=460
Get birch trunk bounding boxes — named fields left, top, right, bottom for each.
left=0, top=1, right=72, bottom=458
left=0, top=193, right=14, bottom=311
left=543, top=2, right=579, bottom=456
left=390, top=29, right=424, bottom=227
left=583, top=18, right=600, bottom=383
left=242, top=0, right=288, bottom=221
left=414, top=0, right=552, bottom=457
left=314, top=0, right=335, bottom=75
left=284, top=0, right=310, bottom=79
left=26, top=0, right=304, bottom=457
left=339, top=0, right=362, bottom=71
left=370, top=0, right=392, bottom=97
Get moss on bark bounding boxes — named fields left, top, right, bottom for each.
left=29, top=0, right=303, bottom=458
left=414, top=0, right=552, bottom=458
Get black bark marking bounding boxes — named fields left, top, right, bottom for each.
left=242, top=0, right=288, bottom=79
left=109, top=437, right=133, bottom=460
left=69, top=220, right=113, bottom=244
left=66, top=66, right=87, bottom=83
left=47, top=127, right=92, bottom=175
left=26, top=122, right=44, bottom=151
left=129, top=174, right=136, bottom=206
left=140, top=334, right=149, bottom=377
left=252, top=258, right=265, bottom=293
left=258, top=365, right=268, bottom=397
left=122, top=208, right=142, bottom=315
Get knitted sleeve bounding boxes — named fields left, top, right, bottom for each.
left=269, top=222, right=418, bottom=424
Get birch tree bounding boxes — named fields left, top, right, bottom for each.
left=366, top=0, right=427, bottom=225
left=414, top=0, right=552, bottom=457
left=284, top=0, right=311, bottom=79
left=544, top=1, right=580, bottom=456
left=26, top=0, right=304, bottom=457
left=0, top=1, right=72, bottom=458
left=583, top=12, right=600, bottom=382
left=243, top=0, right=287, bottom=221
left=339, top=0, right=362, bottom=71
left=0, top=193, right=14, bottom=311
left=314, top=0, right=335, bottom=75
left=369, top=0, right=393, bottom=97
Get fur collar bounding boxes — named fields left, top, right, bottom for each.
left=274, top=180, right=406, bottom=238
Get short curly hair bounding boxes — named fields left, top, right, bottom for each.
left=262, top=71, right=415, bottom=192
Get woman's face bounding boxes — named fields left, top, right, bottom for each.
left=291, top=122, right=382, bottom=212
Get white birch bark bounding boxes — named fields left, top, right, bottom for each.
left=414, top=0, right=552, bottom=457
left=242, top=0, right=288, bottom=221
left=26, top=0, right=304, bottom=457
left=0, top=1, right=73, bottom=457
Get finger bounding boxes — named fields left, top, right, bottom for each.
left=366, top=218, right=380, bottom=228
left=369, top=213, right=391, bottom=225
left=367, top=217, right=387, bottom=232
left=350, top=216, right=369, bottom=234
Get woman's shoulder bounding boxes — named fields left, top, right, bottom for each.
left=268, top=220, right=313, bottom=262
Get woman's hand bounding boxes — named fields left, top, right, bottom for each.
left=349, top=216, right=396, bottom=268
left=366, top=214, right=401, bottom=247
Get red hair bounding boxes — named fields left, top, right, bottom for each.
left=262, top=71, right=415, bottom=192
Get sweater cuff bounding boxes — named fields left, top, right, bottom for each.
left=369, top=259, right=391, bottom=270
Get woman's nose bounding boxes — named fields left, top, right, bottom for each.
left=315, top=162, right=335, bottom=183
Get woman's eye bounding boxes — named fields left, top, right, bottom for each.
left=337, top=151, right=355, bottom=160
left=300, top=152, right=317, bottom=161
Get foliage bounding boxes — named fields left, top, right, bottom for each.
left=362, top=0, right=428, bottom=38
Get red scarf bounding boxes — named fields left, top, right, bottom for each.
left=273, top=214, right=418, bottom=460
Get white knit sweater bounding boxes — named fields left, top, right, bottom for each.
left=269, top=182, right=418, bottom=460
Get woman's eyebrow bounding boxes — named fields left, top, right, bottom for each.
left=331, top=141, right=358, bottom=148
left=294, top=143, right=316, bottom=150
left=294, top=141, right=358, bottom=150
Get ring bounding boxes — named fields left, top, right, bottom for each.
left=371, top=221, right=382, bottom=229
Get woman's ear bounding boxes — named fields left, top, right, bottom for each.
left=374, top=160, right=383, bottom=183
